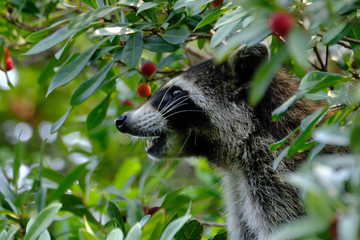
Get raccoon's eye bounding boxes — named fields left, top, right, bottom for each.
left=171, top=89, right=183, bottom=97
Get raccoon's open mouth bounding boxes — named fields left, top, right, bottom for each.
left=146, top=133, right=167, bottom=159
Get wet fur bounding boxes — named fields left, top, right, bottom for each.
left=115, top=45, right=326, bottom=239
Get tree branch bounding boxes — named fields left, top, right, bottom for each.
left=313, top=46, right=326, bottom=71
left=197, top=219, right=227, bottom=227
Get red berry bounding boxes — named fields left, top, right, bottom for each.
left=121, top=99, right=134, bottom=107
left=141, top=62, right=156, bottom=77
left=270, top=12, right=294, bottom=37
left=4, top=47, right=10, bottom=59
left=137, top=83, right=151, bottom=98
left=1, top=57, right=14, bottom=72
left=5, top=57, right=14, bottom=71
left=211, top=0, right=223, bottom=7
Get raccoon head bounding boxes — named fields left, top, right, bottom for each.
left=115, top=44, right=269, bottom=162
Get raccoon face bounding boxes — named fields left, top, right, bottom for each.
left=115, top=76, right=212, bottom=160
left=115, top=44, right=269, bottom=161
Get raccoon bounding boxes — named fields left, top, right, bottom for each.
left=115, top=44, right=315, bottom=239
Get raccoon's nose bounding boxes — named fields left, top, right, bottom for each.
left=115, top=115, right=127, bottom=132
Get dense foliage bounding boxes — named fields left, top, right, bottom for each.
left=1, top=0, right=360, bottom=239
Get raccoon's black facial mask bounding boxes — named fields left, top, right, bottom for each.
left=115, top=84, right=208, bottom=160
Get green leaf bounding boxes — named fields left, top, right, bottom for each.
left=79, top=229, right=98, bottom=240
left=122, top=33, right=143, bottom=68
left=299, top=71, right=345, bottom=93
left=210, top=21, right=239, bottom=49
left=273, top=146, right=290, bottom=170
left=178, top=220, right=203, bottom=240
left=107, top=201, right=126, bottom=234
left=144, top=36, right=179, bottom=52
left=47, top=162, right=89, bottom=203
left=269, top=126, right=300, bottom=151
left=13, top=139, right=23, bottom=193
left=195, top=9, right=229, bottom=30
left=214, top=8, right=245, bottom=30
left=272, top=92, right=305, bottom=122
left=70, top=61, right=114, bottom=106
left=68, top=6, right=120, bottom=30
left=140, top=209, right=166, bottom=240
left=137, top=2, right=159, bottom=15
left=46, top=38, right=108, bottom=96
left=287, top=106, right=329, bottom=157
left=117, top=0, right=142, bottom=7
left=124, top=223, right=141, bottom=240
left=82, top=0, right=98, bottom=9
left=86, top=92, right=112, bottom=131
left=162, top=28, right=190, bottom=45
left=25, top=19, right=70, bottom=43
left=159, top=203, right=191, bottom=240
left=0, top=226, right=19, bottom=240
left=269, top=216, right=328, bottom=240
left=24, top=202, right=62, bottom=240
left=249, top=46, right=288, bottom=106
left=107, top=229, right=124, bottom=240
left=94, top=26, right=138, bottom=36
left=50, top=106, right=73, bottom=134
left=61, top=194, right=98, bottom=224
left=55, top=37, right=72, bottom=60
left=287, top=27, right=310, bottom=69
left=322, top=22, right=353, bottom=45
left=0, top=171, right=16, bottom=204
left=214, top=21, right=270, bottom=62
left=23, top=28, right=77, bottom=56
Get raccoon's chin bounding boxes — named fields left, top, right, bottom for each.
left=146, top=134, right=167, bottom=160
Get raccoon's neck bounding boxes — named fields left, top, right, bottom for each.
left=219, top=138, right=305, bottom=240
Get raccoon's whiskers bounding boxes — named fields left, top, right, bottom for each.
left=160, top=95, right=189, bottom=115
left=161, top=96, right=190, bottom=116
left=164, top=110, right=203, bottom=119
left=177, top=129, right=192, bottom=156
left=157, top=86, right=174, bottom=112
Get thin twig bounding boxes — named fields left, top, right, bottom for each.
left=185, top=33, right=212, bottom=42
left=325, top=46, right=329, bottom=70
left=197, top=219, right=227, bottom=227
left=309, top=61, right=323, bottom=71
left=184, top=46, right=193, bottom=66
left=1, top=12, right=45, bottom=32
left=342, top=36, right=360, bottom=45
left=313, top=46, right=326, bottom=71
left=157, top=68, right=187, bottom=74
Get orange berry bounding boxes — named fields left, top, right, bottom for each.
left=270, top=12, right=294, bottom=38
left=4, top=47, right=10, bottom=59
left=137, top=83, right=151, bottom=98
left=211, top=0, right=223, bottom=7
left=141, top=62, right=156, bottom=77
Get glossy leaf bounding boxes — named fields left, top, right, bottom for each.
left=23, top=28, right=77, bottom=56
left=140, top=209, right=166, bottom=240
left=25, top=19, right=70, bottom=43
left=86, top=92, right=112, bottom=131
left=299, top=71, right=345, bottom=93
left=107, top=229, right=124, bottom=240
left=47, top=162, right=89, bottom=203
left=122, top=33, right=143, bottom=68
left=24, top=202, right=62, bottom=240
left=107, top=201, right=126, bottom=234
left=249, top=46, right=288, bottom=106
left=50, top=107, right=73, bottom=134
left=124, top=223, right=141, bottom=240
left=68, top=6, right=120, bottom=30
left=159, top=203, right=191, bottom=240
left=12, top=139, right=23, bottom=193
left=137, top=2, right=159, bottom=15
left=178, top=220, right=203, bottom=240
left=272, top=92, right=305, bottom=122
left=144, top=36, right=179, bottom=52
left=46, top=38, right=107, bottom=96
left=269, top=126, right=300, bottom=151
left=273, top=146, right=290, bottom=170
left=322, top=22, right=352, bottom=45
left=94, top=26, right=137, bottom=36
left=195, top=9, right=229, bottom=30
left=70, top=61, right=114, bottom=105
left=162, top=28, right=190, bottom=45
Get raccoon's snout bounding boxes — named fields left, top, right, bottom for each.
left=115, top=114, right=128, bottom=133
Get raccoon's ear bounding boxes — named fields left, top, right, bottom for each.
left=227, top=43, right=270, bottom=81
